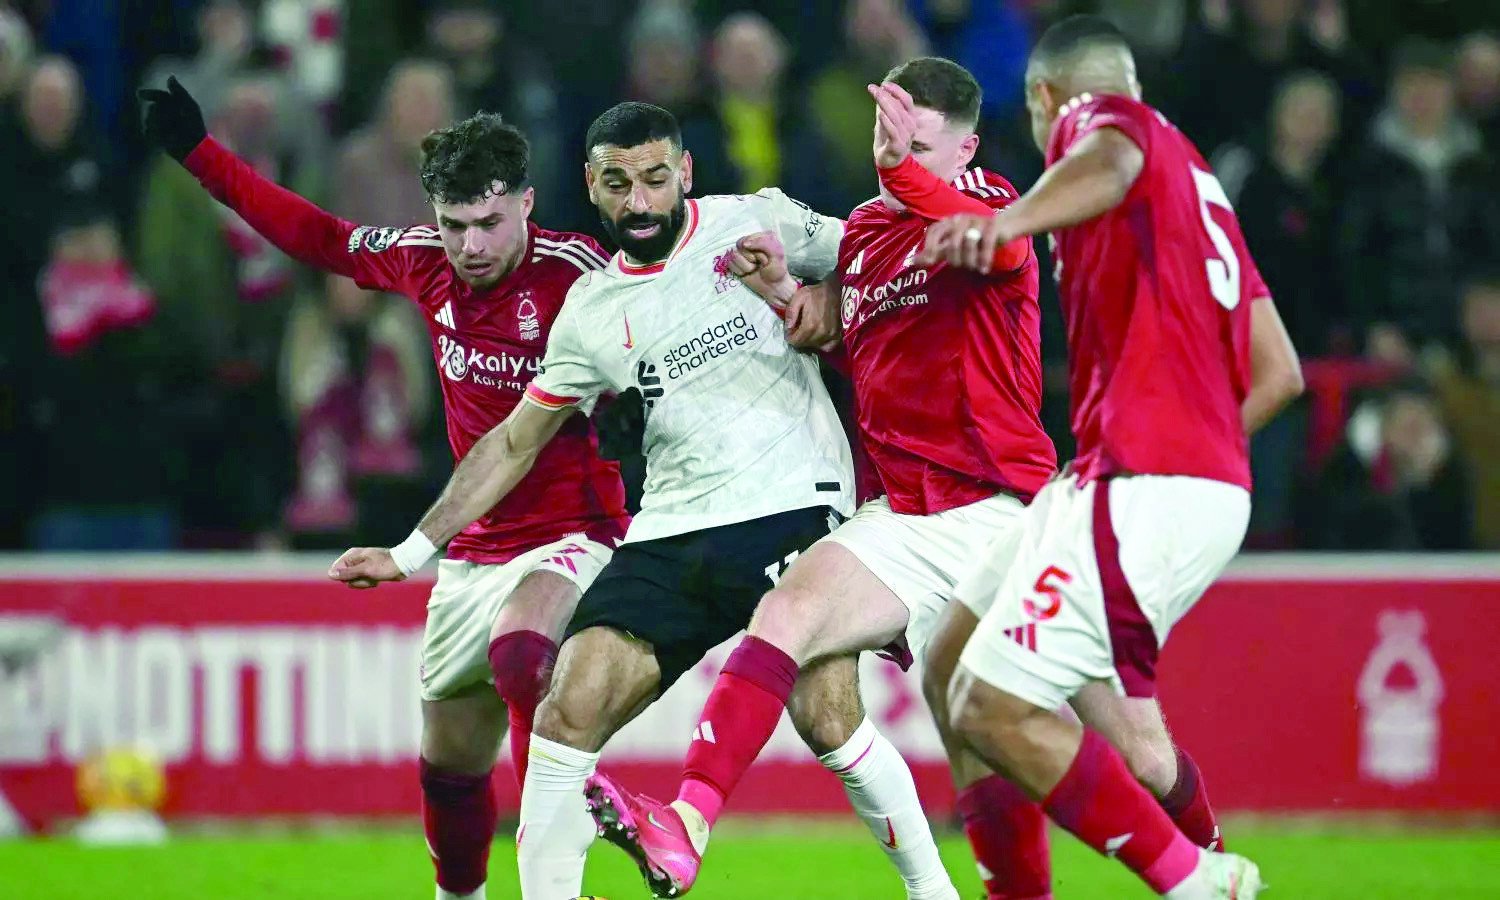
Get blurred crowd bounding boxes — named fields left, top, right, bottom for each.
left=0, top=0, right=1497, bottom=553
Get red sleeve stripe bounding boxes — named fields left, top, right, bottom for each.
left=534, top=246, right=597, bottom=273
left=524, top=384, right=582, bottom=409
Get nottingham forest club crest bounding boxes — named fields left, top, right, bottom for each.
left=516, top=292, right=541, bottom=341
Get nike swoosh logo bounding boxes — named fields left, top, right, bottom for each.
left=882, top=817, right=898, bottom=849
left=623, top=314, right=634, bottom=349
left=648, top=811, right=670, bottom=832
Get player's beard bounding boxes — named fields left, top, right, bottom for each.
left=602, top=193, right=686, bottom=264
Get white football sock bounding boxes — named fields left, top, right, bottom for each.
left=516, top=735, right=601, bottom=900
left=820, top=717, right=958, bottom=900
left=436, top=885, right=485, bottom=900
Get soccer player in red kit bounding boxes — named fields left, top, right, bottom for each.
left=917, top=17, right=1303, bottom=900
left=138, top=79, right=628, bottom=900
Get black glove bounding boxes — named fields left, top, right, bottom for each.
left=137, top=76, right=207, bottom=163
left=594, top=388, right=646, bottom=462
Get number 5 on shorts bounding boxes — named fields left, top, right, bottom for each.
left=1023, top=565, right=1072, bottom=622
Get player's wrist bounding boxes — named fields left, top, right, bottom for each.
left=390, top=529, right=439, bottom=576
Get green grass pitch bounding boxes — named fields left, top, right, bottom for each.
left=2, top=821, right=1496, bottom=898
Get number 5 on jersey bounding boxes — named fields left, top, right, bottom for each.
left=1190, top=166, right=1240, bottom=310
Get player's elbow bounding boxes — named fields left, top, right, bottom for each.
left=1266, top=349, right=1305, bottom=406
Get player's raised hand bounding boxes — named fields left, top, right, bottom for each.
left=868, top=82, right=917, bottom=169
left=328, top=547, right=405, bottom=589
left=137, top=76, right=207, bottom=163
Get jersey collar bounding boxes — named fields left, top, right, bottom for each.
left=615, top=199, right=700, bottom=276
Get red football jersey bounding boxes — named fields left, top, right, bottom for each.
left=838, top=167, right=1056, bottom=515
left=185, top=138, right=629, bottom=562
left=1045, top=94, right=1268, bottom=490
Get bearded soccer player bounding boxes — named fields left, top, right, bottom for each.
left=139, top=78, right=628, bottom=900
left=332, top=101, right=962, bottom=900
left=917, top=17, right=1304, bottom=899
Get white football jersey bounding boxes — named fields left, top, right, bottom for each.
left=525, top=189, right=855, bottom=542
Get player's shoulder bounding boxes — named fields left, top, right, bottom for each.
left=846, top=195, right=888, bottom=224
left=347, top=224, right=445, bottom=261
left=1050, top=92, right=1162, bottom=156
left=951, top=167, right=1019, bottom=205
left=527, top=225, right=612, bottom=279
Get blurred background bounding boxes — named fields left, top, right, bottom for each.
left=0, top=1, right=1498, bottom=897
left=0, top=0, right=1498, bottom=552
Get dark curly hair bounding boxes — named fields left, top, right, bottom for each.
left=419, top=112, right=529, bottom=204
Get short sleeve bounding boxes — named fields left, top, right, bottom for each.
left=525, top=290, right=607, bottom=411
left=954, top=168, right=1020, bottom=212
left=754, top=187, right=844, bottom=281
left=1047, top=94, right=1153, bottom=166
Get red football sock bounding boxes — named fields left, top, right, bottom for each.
left=1160, top=747, right=1224, bottom=852
left=678, top=636, right=799, bottom=828
left=1043, top=730, right=1200, bottom=894
left=419, top=759, right=496, bottom=894
left=488, top=630, right=559, bottom=787
left=957, top=774, right=1053, bottom=899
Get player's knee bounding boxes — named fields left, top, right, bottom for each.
left=532, top=683, right=606, bottom=752
left=790, top=697, right=861, bottom=756
left=948, top=670, right=1026, bottom=751
left=749, top=585, right=821, bottom=658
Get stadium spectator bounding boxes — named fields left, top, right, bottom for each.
left=32, top=204, right=180, bottom=542
left=256, top=0, right=343, bottom=125
left=1427, top=274, right=1500, bottom=549
left=1456, top=31, right=1500, bottom=153
left=807, top=0, right=930, bottom=212
left=140, top=1, right=257, bottom=124
left=0, top=4, right=31, bottom=102
left=420, top=0, right=565, bottom=223
left=1337, top=38, right=1500, bottom=358
left=1167, top=0, right=1371, bottom=156
left=1223, top=71, right=1346, bottom=355
left=908, top=0, right=1034, bottom=121
left=1302, top=383, right=1474, bottom=550
left=279, top=60, right=452, bottom=539
left=332, top=59, right=453, bottom=229
left=136, top=72, right=304, bottom=544
left=0, top=56, right=108, bottom=547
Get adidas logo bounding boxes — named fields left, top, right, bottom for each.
left=692, top=721, right=717, bottom=743
left=434, top=301, right=456, bottom=329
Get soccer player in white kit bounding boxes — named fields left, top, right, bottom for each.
left=334, top=101, right=960, bottom=900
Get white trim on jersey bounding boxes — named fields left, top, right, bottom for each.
left=434, top=301, right=456, bottom=329
left=847, top=248, right=866, bottom=275
left=404, top=226, right=439, bottom=237
left=954, top=169, right=1009, bottom=199
left=398, top=238, right=446, bottom=248
left=535, top=237, right=609, bottom=271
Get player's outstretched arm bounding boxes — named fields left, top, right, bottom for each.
left=328, top=401, right=573, bottom=587
left=139, top=77, right=369, bottom=283
left=917, top=128, right=1144, bottom=273
left=1242, top=296, right=1304, bottom=435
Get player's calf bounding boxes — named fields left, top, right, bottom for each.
left=418, top=692, right=505, bottom=900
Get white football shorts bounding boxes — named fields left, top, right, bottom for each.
left=419, top=535, right=613, bottom=701
left=959, top=473, right=1249, bottom=710
left=820, top=492, right=1026, bottom=667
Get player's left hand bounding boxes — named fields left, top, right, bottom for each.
left=917, top=211, right=1012, bottom=274
left=328, top=547, right=404, bottom=589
